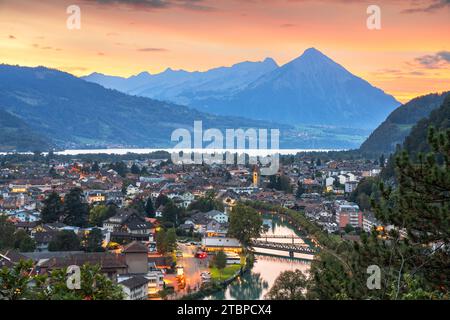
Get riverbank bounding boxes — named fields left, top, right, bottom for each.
left=178, top=257, right=252, bottom=300
left=243, top=200, right=342, bottom=250
left=177, top=204, right=335, bottom=300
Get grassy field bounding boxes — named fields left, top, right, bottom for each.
left=209, top=264, right=242, bottom=282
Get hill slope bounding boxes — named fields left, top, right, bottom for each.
left=403, top=94, right=450, bottom=155
left=0, top=64, right=284, bottom=149
left=359, top=92, right=449, bottom=155
left=381, top=94, right=450, bottom=179
left=0, top=109, right=50, bottom=152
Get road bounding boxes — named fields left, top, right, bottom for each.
left=177, top=243, right=210, bottom=293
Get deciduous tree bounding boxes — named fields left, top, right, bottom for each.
left=228, top=204, right=263, bottom=248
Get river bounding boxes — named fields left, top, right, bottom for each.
left=207, top=215, right=313, bottom=300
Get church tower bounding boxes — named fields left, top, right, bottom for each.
left=252, top=166, right=260, bottom=188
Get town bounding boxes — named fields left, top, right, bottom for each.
left=0, top=151, right=389, bottom=300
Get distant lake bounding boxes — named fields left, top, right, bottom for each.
left=52, top=148, right=340, bottom=156
left=0, top=148, right=344, bottom=157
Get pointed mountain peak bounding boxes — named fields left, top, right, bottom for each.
left=303, top=47, right=323, bottom=55
left=295, top=47, right=330, bottom=62
left=281, top=47, right=344, bottom=72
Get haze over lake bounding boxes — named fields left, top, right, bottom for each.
left=52, top=148, right=341, bottom=156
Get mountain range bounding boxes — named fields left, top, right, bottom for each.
left=0, top=64, right=286, bottom=151
left=83, top=48, right=400, bottom=129
left=84, top=57, right=279, bottom=107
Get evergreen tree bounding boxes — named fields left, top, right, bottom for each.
left=155, top=194, right=170, bottom=208
left=130, top=163, right=141, bottom=175
left=379, top=153, right=385, bottom=168
left=373, top=127, right=450, bottom=293
left=0, top=216, right=15, bottom=250
left=156, top=229, right=168, bottom=255
left=162, top=201, right=181, bottom=226
left=111, top=162, right=128, bottom=177
left=140, top=166, right=149, bottom=176
left=91, top=161, right=100, bottom=172
left=41, top=192, right=63, bottom=223
left=213, top=250, right=227, bottom=281
left=63, top=188, right=89, bottom=227
left=166, top=228, right=177, bottom=252
left=145, top=197, right=155, bottom=217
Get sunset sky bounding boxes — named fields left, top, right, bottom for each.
left=0, top=0, right=449, bottom=103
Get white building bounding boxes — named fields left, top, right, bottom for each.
left=325, top=177, right=335, bottom=187
left=5, top=210, right=40, bottom=222
left=146, top=263, right=165, bottom=295
left=363, top=212, right=382, bottom=233
left=345, top=181, right=358, bottom=193
left=119, top=275, right=149, bottom=300
left=201, top=237, right=241, bottom=253
left=206, top=210, right=229, bottom=223
left=338, top=174, right=349, bottom=185
left=126, top=185, right=139, bottom=197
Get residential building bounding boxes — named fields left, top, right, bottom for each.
left=336, top=203, right=362, bottom=229
left=363, top=212, right=383, bottom=233
left=119, top=276, right=149, bottom=300
left=345, top=181, right=358, bottom=193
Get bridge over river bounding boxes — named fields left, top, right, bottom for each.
left=251, top=234, right=318, bottom=258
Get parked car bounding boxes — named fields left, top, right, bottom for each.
left=195, top=250, right=207, bottom=259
